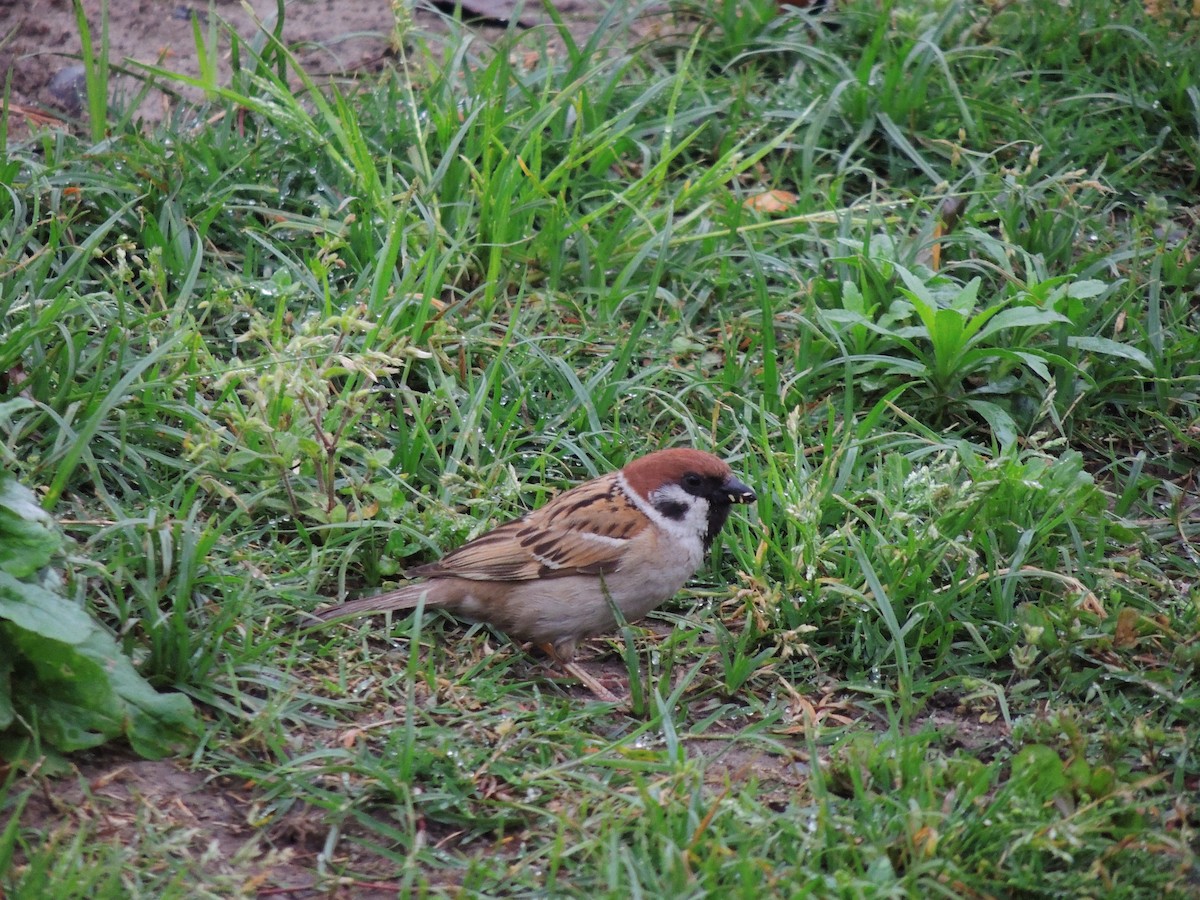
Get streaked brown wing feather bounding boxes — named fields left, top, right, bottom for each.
left=411, top=474, right=647, bottom=581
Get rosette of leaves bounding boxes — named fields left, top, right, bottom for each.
left=0, top=468, right=199, bottom=762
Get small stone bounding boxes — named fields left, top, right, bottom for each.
left=47, top=64, right=88, bottom=118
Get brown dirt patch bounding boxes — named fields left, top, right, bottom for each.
left=12, top=752, right=322, bottom=892
left=1, top=0, right=622, bottom=136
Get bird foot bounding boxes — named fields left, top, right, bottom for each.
left=561, top=660, right=622, bottom=704
left=532, top=642, right=622, bottom=703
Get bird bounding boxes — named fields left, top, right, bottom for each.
left=315, top=448, right=756, bottom=695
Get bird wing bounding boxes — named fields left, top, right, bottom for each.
left=411, top=474, right=649, bottom=581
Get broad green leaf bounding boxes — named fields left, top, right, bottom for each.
left=0, top=624, right=120, bottom=752
left=1010, top=350, right=1055, bottom=384
left=901, top=288, right=939, bottom=336
left=0, top=572, right=94, bottom=643
left=63, top=627, right=198, bottom=758
left=959, top=302, right=1008, bottom=346
left=977, top=305, right=1070, bottom=341
left=950, top=276, right=983, bottom=314
left=0, top=475, right=55, bottom=527
left=834, top=354, right=929, bottom=377
left=0, top=572, right=199, bottom=759
left=1066, top=279, right=1108, bottom=299
left=840, top=281, right=866, bottom=315
left=0, top=474, right=61, bottom=578
left=821, top=308, right=873, bottom=328
left=1067, top=335, right=1153, bottom=370
left=964, top=398, right=1018, bottom=447
left=0, top=507, right=61, bottom=579
left=99, top=634, right=201, bottom=758
left=932, top=306, right=969, bottom=352
left=929, top=308, right=971, bottom=385
left=895, top=263, right=968, bottom=309
left=958, top=347, right=1056, bottom=385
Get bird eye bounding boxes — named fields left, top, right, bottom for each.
left=682, top=473, right=703, bottom=490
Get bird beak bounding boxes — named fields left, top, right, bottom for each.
left=723, top=475, right=756, bottom=504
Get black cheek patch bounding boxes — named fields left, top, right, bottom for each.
left=655, top=499, right=689, bottom=521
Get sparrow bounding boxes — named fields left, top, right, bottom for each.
left=315, top=448, right=756, bottom=673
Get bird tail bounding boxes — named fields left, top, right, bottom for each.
left=311, top=583, right=441, bottom=622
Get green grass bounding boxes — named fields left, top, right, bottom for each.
left=3, top=0, right=1199, bottom=895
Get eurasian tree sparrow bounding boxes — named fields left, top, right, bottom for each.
left=316, top=448, right=756, bottom=669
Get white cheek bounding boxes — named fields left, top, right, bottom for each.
left=648, top=484, right=711, bottom=542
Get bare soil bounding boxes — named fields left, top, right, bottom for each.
left=1, top=0, right=613, bottom=134
left=16, top=755, right=315, bottom=891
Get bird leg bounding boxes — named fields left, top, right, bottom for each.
left=537, top=643, right=622, bottom=704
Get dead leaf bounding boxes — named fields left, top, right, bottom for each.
left=912, top=824, right=940, bottom=857
left=743, top=189, right=797, bottom=213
